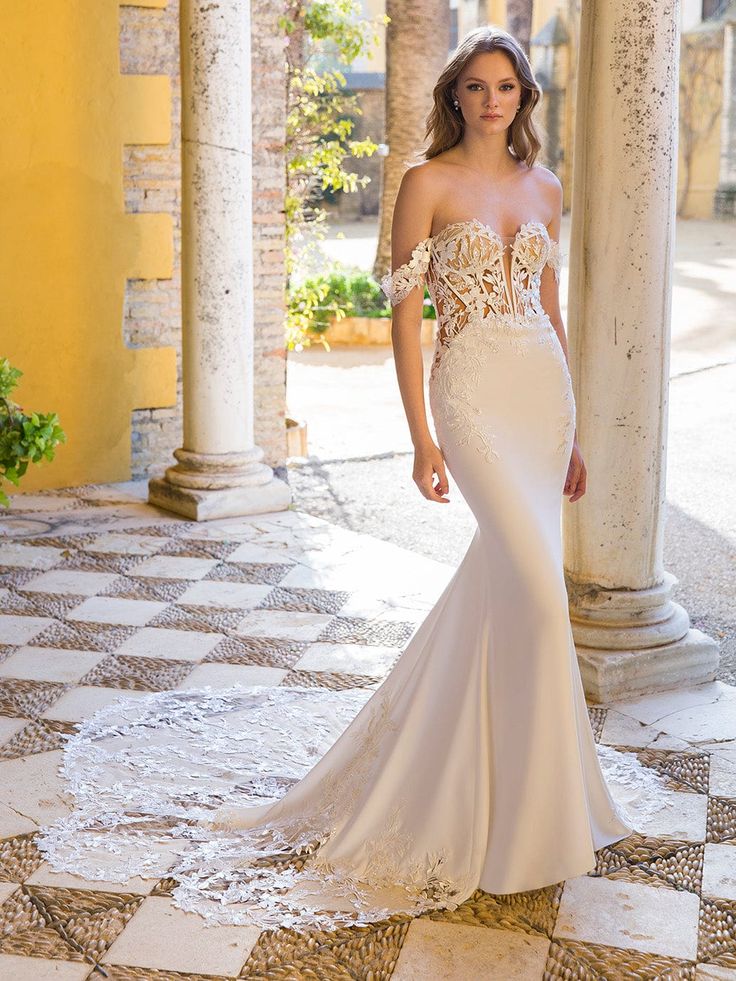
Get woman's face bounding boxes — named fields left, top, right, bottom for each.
left=452, top=51, right=521, bottom=132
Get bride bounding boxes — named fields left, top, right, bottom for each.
left=38, top=26, right=669, bottom=933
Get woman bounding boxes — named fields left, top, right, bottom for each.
left=39, top=26, right=663, bottom=934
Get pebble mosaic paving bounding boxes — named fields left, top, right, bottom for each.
left=0, top=484, right=734, bottom=980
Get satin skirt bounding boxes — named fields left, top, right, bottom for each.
left=202, top=315, right=633, bottom=902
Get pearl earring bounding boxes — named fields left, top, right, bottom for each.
left=453, top=99, right=460, bottom=109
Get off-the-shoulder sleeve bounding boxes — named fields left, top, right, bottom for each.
left=546, top=238, right=562, bottom=284
left=380, top=237, right=433, bottom=307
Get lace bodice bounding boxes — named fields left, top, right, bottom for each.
left=380, top=219, right=562, bottom=369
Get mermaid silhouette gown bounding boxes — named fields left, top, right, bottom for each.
left=38, top=218, right=642, bottom=933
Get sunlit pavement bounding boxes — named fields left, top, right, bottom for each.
left=0, top=487, right=735, bottom=978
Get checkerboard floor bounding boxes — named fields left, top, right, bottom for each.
left=0, top=482, right=734, bottom=980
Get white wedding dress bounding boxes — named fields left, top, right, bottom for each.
left=38, top=218, right=673, bottom=933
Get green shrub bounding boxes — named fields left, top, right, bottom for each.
left=0, top=358, right=66, bottom=506
left=287, top=269, right=435, bottom=347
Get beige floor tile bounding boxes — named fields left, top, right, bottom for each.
left=646, top=731, right=696, bottom=751
left=66, top=597, right=167, bottom=626
left=225, top=540, right=305, bottom=563
left=0, top=881, right=19, bottom=904
left=41, top=686, right=151, bottom=723
left=659, top=692, right=736, bottom=744
left=235, top=608, right=334, bottom=641
left=0, top=717, right=28, bottom=746
left=103, top=895, right=260, bottom=974
left=281, top=543, right=453, bottom=599
left=600, top=710, right=691, bottom=750
left=75, top=480, right=148, bottom=502
left=0, top=615, right=54, bottom=645
left=0, top=544, right=66, bottom=570
left=333, top=591, right=395, bottom=619
left=278, top=563, right=367, bottom=591
left=610, top=681, right=731, bottom=727
left=26, top=863, right=159, bottom=895
left=0, top=751, right=71, bottom=828
left=259, top=510, right=328, bottom=530
left=705, top=743, right=736, bottom=757
left=373, top=604, right=430, bottom=622
left=0, top=954, right=91, bottom=980
left=175, top=580, right=272, bottom=609
left=554, top=875, right=700, bottom=960
left=4, top=494, right=79, bottom=511
left=392, top=919, right=549, bottom=980
left=117, top=627, right=223, bottom=661
left=293, top=641, right=400, bottom=677
left=177, top=520, right=260, bottom=542
left=87, top=532, right=168, bottom=555
left=702, top=843, right=736, bottom=901
left=131, top=555, right=220, bottom=580
left=21, top=569, right=120, bottom=596
left=176, top=663, right=288, bottom=690
left=628, top=787, right=708, bottom=841
left=710, top=755, right=736, bottom=796
left=0, top=800, right=37, bottom=838
left=695, top=965, right=736, bottom=979
left=0, top=646, right=105, bottom=683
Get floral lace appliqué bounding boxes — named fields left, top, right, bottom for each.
left=380, top=237, right=432, bottom=306
left=36, top=684, right=472, bottom=933
left=383, top=219, right=568, bottom=464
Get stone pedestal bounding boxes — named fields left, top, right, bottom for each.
left=564, top=0, right=719, bottom=702
left=148, top=0, right=291, bottom=520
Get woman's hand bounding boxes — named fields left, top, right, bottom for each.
left=565, top=438, right=587, bottom=502
left=413, top=441, right=450, bottom=503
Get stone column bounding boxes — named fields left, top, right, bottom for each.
left=563, top=0, right=719, bottom=702
left=149, top=0, right=291, bottom=520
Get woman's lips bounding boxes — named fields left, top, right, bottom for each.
left=481, top=114, right=502, bottom=119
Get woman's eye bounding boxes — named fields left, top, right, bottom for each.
left=465, top=82, right=515, bottom=91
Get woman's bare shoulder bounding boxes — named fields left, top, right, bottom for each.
left=399, top=155, right=459, bottom=199
left=529, top=164, right=563, bottom=199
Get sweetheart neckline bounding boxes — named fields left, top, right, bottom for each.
left=428, top=218, right=550, bottom=247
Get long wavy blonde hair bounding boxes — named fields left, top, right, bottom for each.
left=424, top=26, right=543, bottom=166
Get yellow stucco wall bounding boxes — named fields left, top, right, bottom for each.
left=0, top=0, right=176, bottom=492
left=677, top=124, right=722, bottom=218
left=676, top=39, right=723, bottom=219
left=531, top=0, right=559, bottom=36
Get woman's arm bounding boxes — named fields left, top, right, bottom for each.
left=539, top=178, right=569, bottom=366
left=387, top=165, right=450, bottom=504
left=540, top=176, right=587, bottom=502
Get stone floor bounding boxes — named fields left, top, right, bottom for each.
left=1, top=484, right=735, bottom=980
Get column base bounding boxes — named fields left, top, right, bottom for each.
left=148, top=475, right=292, bottom=521
left=577, top=628, right=720, bottom=704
